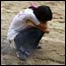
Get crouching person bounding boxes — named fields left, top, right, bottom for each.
left=7, top=5, right=53, bottom=60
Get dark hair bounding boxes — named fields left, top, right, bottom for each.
left=29, top=5, right=52, bottom=23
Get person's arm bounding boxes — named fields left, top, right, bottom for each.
left=25, top=12, right=50, bottom=33
left=26, top=20, right=50, bottom=33
left=35, top=22, right=50, bottom=33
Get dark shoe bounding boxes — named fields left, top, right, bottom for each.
left=34, top=46, right=42, bottom=49
left=36, top=46, right=42, bottom=49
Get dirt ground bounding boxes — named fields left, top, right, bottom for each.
left=1, top=1, right=65, bottom=65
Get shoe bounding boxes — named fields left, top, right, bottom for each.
left=36, top=46, right=42, bottom=49
left=34, top=46, right=42, bottom=49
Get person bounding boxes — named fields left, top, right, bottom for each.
left=7, top=5, right=52, bottom=60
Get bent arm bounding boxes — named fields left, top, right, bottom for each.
left=33, top=22, right=50, bottom=33
left=34, top=23, right=50, bottom=33
left=26, top=20, right=50, bottom=33
left=25, top=13, right=50, bottom=33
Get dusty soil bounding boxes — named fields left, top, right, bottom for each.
left=1, top=1, right=65, bottom=65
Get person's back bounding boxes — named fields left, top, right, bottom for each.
left=7, top=8, right=40, bottom=41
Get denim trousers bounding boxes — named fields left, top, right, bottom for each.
left=14, top=27, right=44, bottom=57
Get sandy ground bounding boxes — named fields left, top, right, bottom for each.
left=1, top=1, right=65, bottom=65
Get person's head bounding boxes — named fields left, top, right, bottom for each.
left=29, top=5, right=53, bottom=23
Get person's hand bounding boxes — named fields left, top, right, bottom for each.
left=44, top=28, right=50, bottom=33
left=35, top=22, right=50, bottom=33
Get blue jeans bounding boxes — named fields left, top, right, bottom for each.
left=14, top=27, right=44, bottom=58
